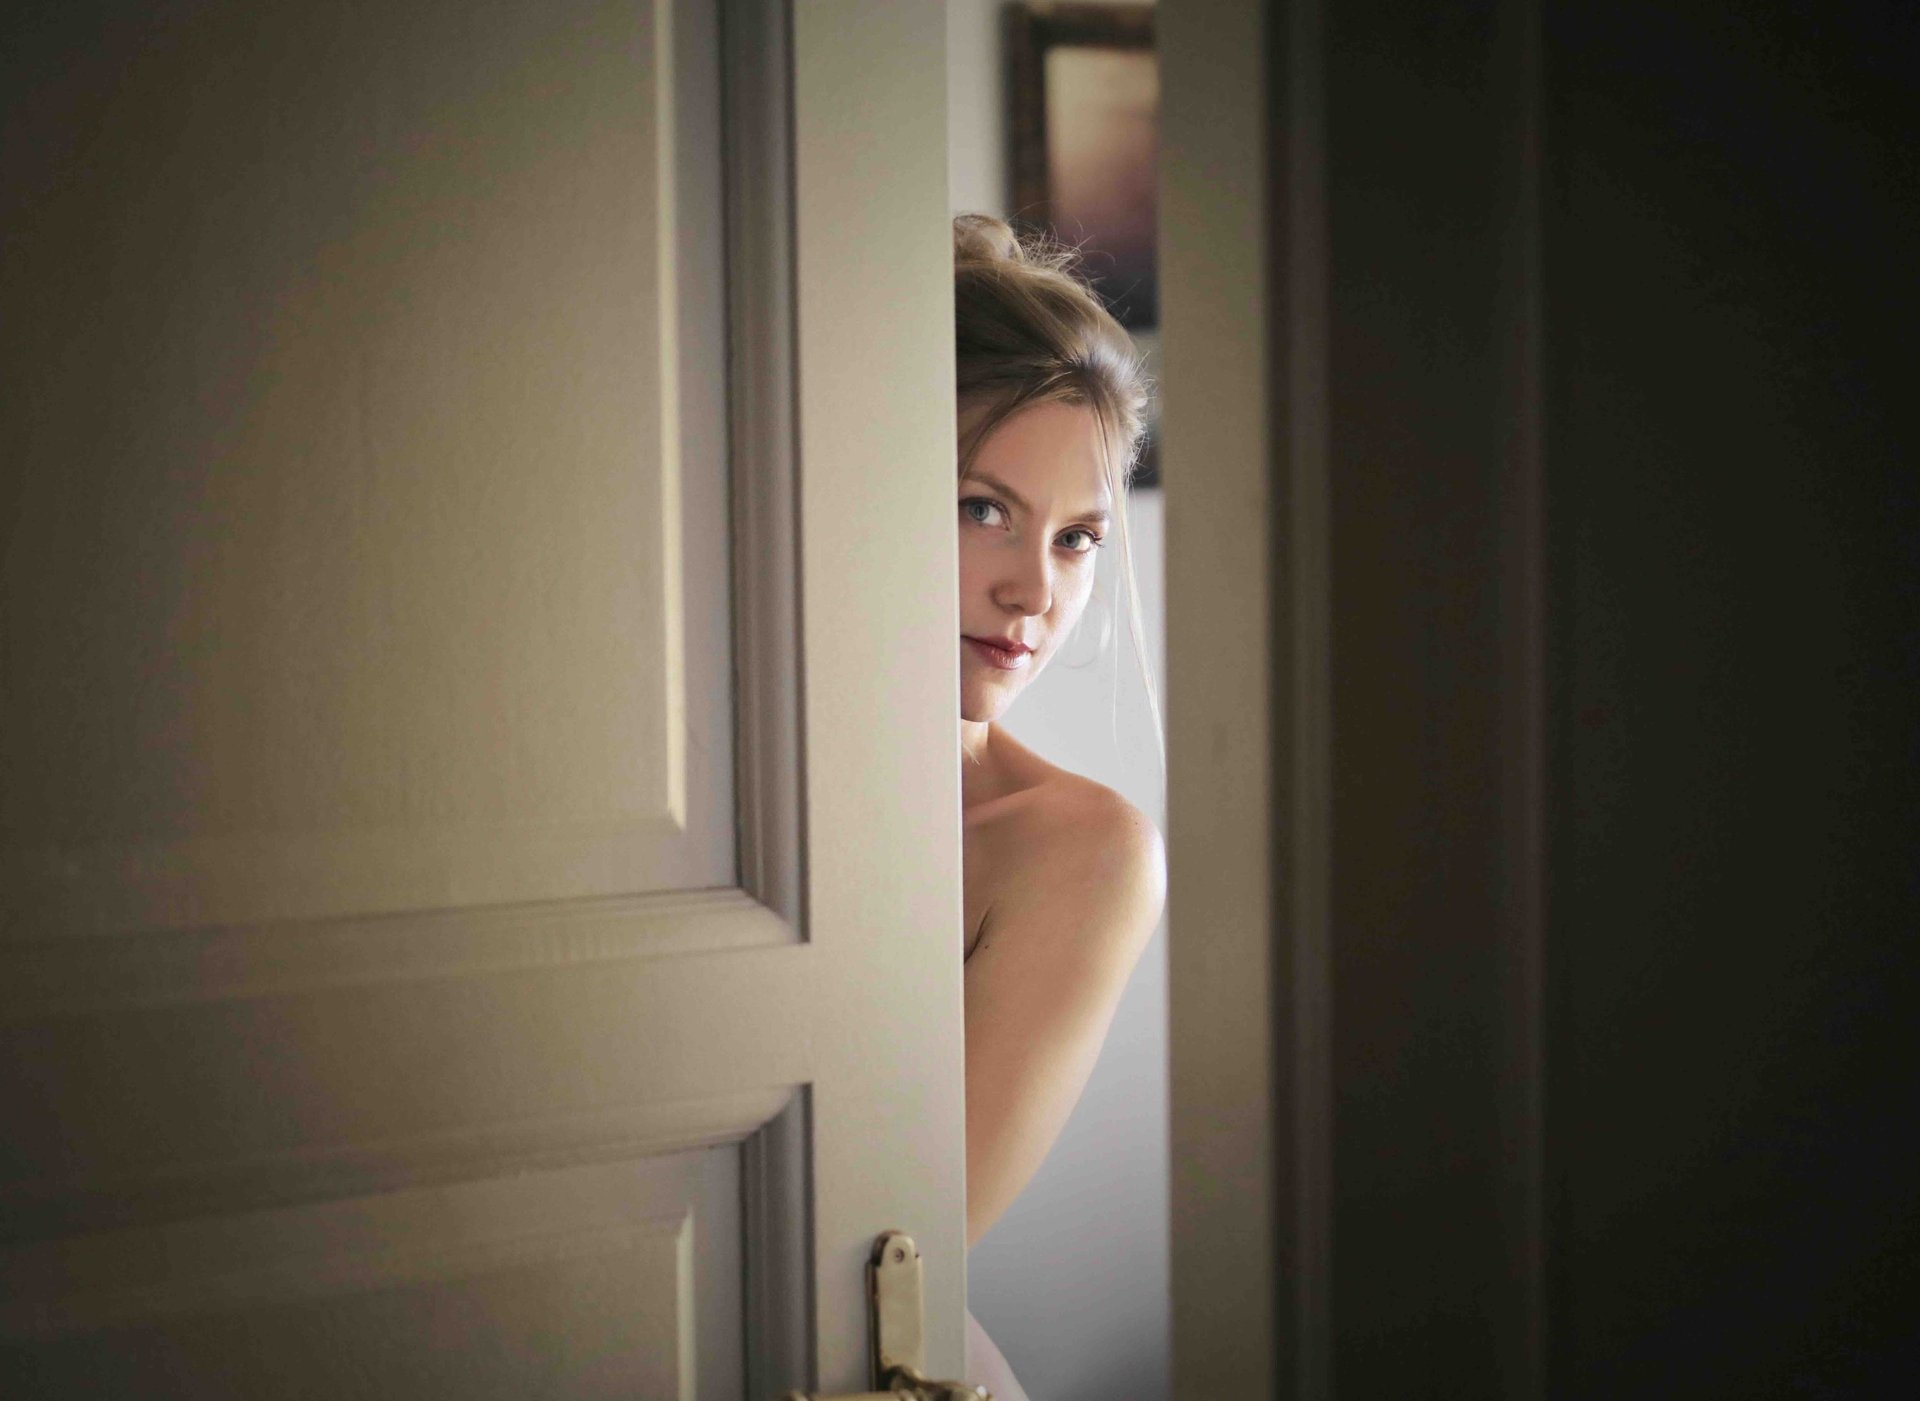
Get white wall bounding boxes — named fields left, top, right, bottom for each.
left=947, top=0, right=1008, bottom=220
left=977, top=496, right=1170, bottom=1401
left=949, top=5, right=1170, bottom=1396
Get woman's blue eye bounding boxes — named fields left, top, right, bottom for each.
left=960, top=496, right=1100, bottom=552
left=1058, top=528, right=1104, bottom=554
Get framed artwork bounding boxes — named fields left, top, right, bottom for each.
left=1006, top=3, right=1158, bottom=331
left=1005, top=3, right=1160, bottom=483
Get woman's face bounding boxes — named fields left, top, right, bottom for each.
left=957, top=399, right=1112, bottom=723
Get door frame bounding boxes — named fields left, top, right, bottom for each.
left=1162, top=0, right=1548, bottom=1395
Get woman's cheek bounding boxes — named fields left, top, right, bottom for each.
left=955, top=531, right=988, bottom=596
left=1061, top=571, right=1098, bottom=630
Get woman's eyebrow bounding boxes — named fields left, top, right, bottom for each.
left=960, top=470, right=1033, bottom=514
left=961, top=470, right=1111, bottom=525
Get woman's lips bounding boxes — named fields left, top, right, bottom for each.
left=964, top=636, right=1033, bottom=671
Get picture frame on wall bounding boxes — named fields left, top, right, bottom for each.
left=1006, top=3, right=1158, bottom=330
left=1005, top=2, right=1161, bottom=483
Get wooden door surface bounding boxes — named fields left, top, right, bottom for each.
left=0, top=2, right=963, bottom=1395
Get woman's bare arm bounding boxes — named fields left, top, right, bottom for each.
left=963, top=784, right=1165, bottom=1247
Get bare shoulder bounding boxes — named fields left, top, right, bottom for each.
left=969, top=757, right=1165, bottom=966
left=1024, top=770, right=1164, bottom=896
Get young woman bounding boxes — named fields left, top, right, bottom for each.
left=952, top=214, right=1166, bottom=1398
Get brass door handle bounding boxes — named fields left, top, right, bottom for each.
left=782, top=1370, right=984, bottom=1401
left=779, top=1232, right=992, bottom=1401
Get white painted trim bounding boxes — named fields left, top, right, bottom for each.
left=791, top=0, right=966, bottom=1385
left=1, top=817, right=718, bottom=941
left=5, top=1216, right=676, bottom=1342
left=653, top=0, right=690, bottom=831
left=1163, top=0, right=1334, bottom=1393
left=2, top=1080, right=797, bottom=1248
left=2, top=887, right=795, bottom=1018
left=742, top=1090, right=812, bottom=1397
left=1, top=1150, right=739, bottom=1348
left=724, top=0, right=806, bottom=933
left=720, top=1, right=815, bottom=1390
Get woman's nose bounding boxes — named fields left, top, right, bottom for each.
left=993, top=545, right=1052, bottom=617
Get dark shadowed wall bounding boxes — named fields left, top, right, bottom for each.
left=1541, top=4, right=1919, bottom=1393
left=1328, top=0, right=1919, bottom=1393
left=1165, top=0, right=1917, bottom=1395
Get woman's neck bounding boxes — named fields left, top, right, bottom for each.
left=959, top=720, right=1000, bottom=809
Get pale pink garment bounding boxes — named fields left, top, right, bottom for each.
left=965, top=1310, right=1032, bottom=1401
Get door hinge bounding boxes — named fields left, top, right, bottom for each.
left=779, top=1231, right=990, bottom=1401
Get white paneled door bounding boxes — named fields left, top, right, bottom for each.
left=0, top=1, right=964, bottom=1396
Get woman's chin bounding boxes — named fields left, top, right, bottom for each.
left=959, top=681, right=1019, bottom=725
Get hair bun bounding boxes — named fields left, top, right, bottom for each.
left=953, top=212, right=1025, bottom=266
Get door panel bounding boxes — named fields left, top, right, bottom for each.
left=2, top=0, right=739, bottom=1211
left=2, top=1149, right=742, bottom=1400
left=2, top=0, right=963, bottom=1395
left=2, top=0, right=734, bottom=938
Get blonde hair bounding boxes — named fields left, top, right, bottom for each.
left=952, top=213, right=1162, bottom=762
